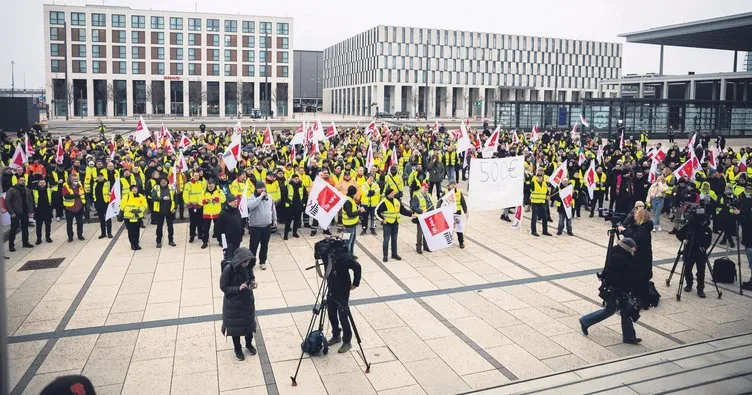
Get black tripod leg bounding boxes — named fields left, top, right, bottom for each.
left=291, top=274, right=329, bottom=386
left=345, top=307, right=371, bottom=373
left=666, top=241, right=684, bottom=287
left=737, top=224, right=744, bottom=295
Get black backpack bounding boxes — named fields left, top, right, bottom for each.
left=713, top=257, right=737, bottom=284
left=301, top=329, right=328, bottom=356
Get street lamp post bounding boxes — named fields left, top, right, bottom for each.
left=10, top=61, right=14, bottom=97
left=264, top=26, right=269, bottom=120
left=63, top=21, right=70, bottom=120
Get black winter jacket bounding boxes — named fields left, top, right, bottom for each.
left=220, top=259, right=256, bottom=337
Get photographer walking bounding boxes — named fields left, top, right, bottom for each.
left=579, top=238, right=643, bottom=345
left=326, top=246, right=362, bottom=354
left=220, top=247, right=258, bottom=361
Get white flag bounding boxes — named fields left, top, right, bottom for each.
left=239, top=185, right=249, bottom=218
left=134, top=116, right=151, bottom=143
left=305, top=177, right=347, bottom=230
left=105, top=179, right=122, bottom=220
left=511, top=205, right=523, bottom=230
left=549, top=160, right=567, bottom=187
left=222, top=142, right=240, bottom=172
left=558, top=184, right=574, bottom=219
left=418, top=207, right=456, bottom=252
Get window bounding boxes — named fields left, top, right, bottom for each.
left=280, top=37, right=289, bottom=49
left=173, top=33, right=183, bottom=45
left=170, top=17, right=183, bottom=30
left=188, top=33, right=199, bottom=45
left=74, top=60, right=86, bottom=73
left=224, top=35, right=233, bottom=47
left=131, top=31, right=144, bottom=44
left=174, top=48, right=183, bottom=60
left=245, top=65, right=255, bottom=77
left=92, top=61, right=102, bottom=73
left=112, top=14, right=125, bottom=28
left=259, top=22, right=272, bottom=35
left=154, top=32, right=164, bottom=44
left=155, top=62, right=165, bottom=75
left=207, top=19, right=219, bottom=32
left=259, top=51, right=267, bottom=63
left=188, top=48, right=197, bottom=61
left=50, top=27, right=62, bottom=40
left=91, top=29, right=102, bottom=42
left=244, top=50, right=254, bottom=62
left=131, top=15, right=145, bottom=28
left=151, top=16, right=164, bottom=29
left=244, top=36, right=255, bottom=48
left=132, top=46, right=143, bottom=59
left=75, top=45, right=86, bottom=57
left=132, top=62, right=145, bottom=74
left=208, top=49, right=219, bottom=61
left=280, top=66, right=288, bottom=77
left=71, top=12, right=85, bottom=26
left=277, top=23, right=289, bottom=35
left=259, top=36, right=269, bottom=49
left=114, top=61, right=126, bottom=74
left=92, top=13, right=105, bottom=27
left=209, top=34, right=219, bottom=46
left=225, top=20, right=237, bottom=32
left=189, top=63, right=198, bottom=75
left=280, top=51, right=288, bottom=63
left=156, top=47, right=165, bottom=60
left=49, top=11, right=65, bottom=25
left=73, top=28, right=86, bottom=41
left=51, top=59, right=63, bottom=72
left=113, top=46, right=126, bottom=59
left=260, top=65, right=269, bottom=77
left=188, top=18, right=201, bottom=31
left=50, top=43, right=62, bottom=57
left=224, top=64, right=233, bottom=76
left=224, top=49, right=233, bottom=61
left=174, top=63, right=184, bottom=75
left=92, top=45, right=103, bottom=58
left=208, top=64, right=219, bottom=76
left=242, top=21, right=254, bottom=33
left=116, top=30, right=126, bottom=43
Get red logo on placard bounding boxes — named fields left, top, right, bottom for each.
left=424, top=212, right=450, bottom=236
left=317, top=185, right=341, bottom=212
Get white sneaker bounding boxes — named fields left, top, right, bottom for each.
left=652, top=228, right=656, bottom=232
left=656, top=226, right=662, bottom=232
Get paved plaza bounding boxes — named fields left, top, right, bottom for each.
left=4, top=180, right=752, bottom=395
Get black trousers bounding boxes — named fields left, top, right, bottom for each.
left=126, top=220, right=141, bottom=248
left=684, top=253, right=706, bottom=290
left=590, top=191, right=605, bottom=214
left=84, top=192, right=93, bottom=221
left=249, top=226, right=272, bottom=265
left=382, top=223, right=399, bottom=257
left=175, top=194, right=185, bottom=219
left=65, top=209, right=84, bottom=239
left=327, top=293, right=352, bottom=343
left=188, top=208, right=202, bottom=238
left=52, top=191, right=64, bottom=218
left=608, top=191, right=617, bottom=211
left=35, top=217, right=52, bottom=241
left=9, top=215, right=30, bottom=246
left=155, top=213, right=175, bottom=243
left=360, top=206, right=376, bottom=230
left=429, top=182, right=442, bottom=200
left=530, top=203, right=548, bottom=234
left=200, top=217, right=216, bottom=243
left=95, top=203, right=112, bottom=236
left=284, top=209, right=302, bottom=236
left=231, top=334, right=254, bottom=351
left=416, top=223, right=429, bottom=252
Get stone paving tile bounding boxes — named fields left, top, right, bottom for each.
left=485, top=343, right=554, bottom=379
left=404, top=357, right=471, bottom=395
left=425, top=335, right=495, bottom=376
left=122, top=356, right=174, bottom=395
left=496, top=323, right=570, bottom=360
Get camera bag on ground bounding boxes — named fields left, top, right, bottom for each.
left=713, top=257, right=737, bottom=284
left=301, top=329, right=328, bottom=356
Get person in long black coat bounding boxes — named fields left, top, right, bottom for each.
left=220, top=247, right=257, bottom=361
left=215, top=195, right=244, bottom=261
left=621, top=203, right=654, bottom=283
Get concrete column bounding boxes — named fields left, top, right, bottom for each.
left=524, top=89, right=531, bottom=101
left=662, top=82, right=669, bottom=99
left=126, top=79, right=134, bottom=117
left=638, top=83, right=644, bottom=99
left=183, top=83, right=189, bottom=117
left=86, top=79, right=94, bottom=117
left=618, top=84, right=623, bottom=98
left=202, top=80, right=209, bottom=117
left=719, top=78, right=727, bottom=101
left=689, top=80, right=696, bottom=100
left=165, top=81, right=172, bottom=116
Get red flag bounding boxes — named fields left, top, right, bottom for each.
left=365, top=143, right=374, bottom=171
left=708, top=148, right=718, bottom=169
left=511, top=205, right=523, bottom=229
left=585, top=160, right=597, bottom=199
left=178, top=133, right=193, bottom=150
left=549, top=160, right=567, bottom=187
left=619, top=131, right=624, bottom=150
left=289, top=145, right=296, bottom=163
left=432, top=120, right=439, bottom=133
left=571, top=123, right=579, bottom=139
left=25, top=134, right=35, bottom=156
left=673, top=158, right=696, bottom=180
left=10, top=143, right=25, bottom=168
left=263, top=125, right=274, bottom=146
left=531, top=124, right=540, bottom=141
left=740, top=154, right=748, bottom=173
left=54, top=136, right=65, bottom=164
left=578, top=150, right=586, bottom=166
left=325, top=121, right=337, bottom=139
left=687, top=132, right=697, bottom=150
left=108, top=135, right=116, bottom=159
left=511, top=130, right=519, bottom=144
left=366, top=121, right=378, bottom=139
left=380, top=131, right=391, bottom=153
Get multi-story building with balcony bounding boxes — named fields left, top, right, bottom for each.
left=43, top=4, right=293, bottom=118
left=323, top=25, right=622, bottom=118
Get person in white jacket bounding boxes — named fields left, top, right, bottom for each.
left=647, top=176, right=669, bottom=231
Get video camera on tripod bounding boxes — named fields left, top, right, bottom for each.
left=598, top=208, right=627, bottom=230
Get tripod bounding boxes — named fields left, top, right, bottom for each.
left=290, top=253, right=371, bottom=386
left=665, top=223, right=723, bottom=301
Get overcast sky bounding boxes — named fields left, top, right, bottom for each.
left=1, top=0, right=749, bottom=90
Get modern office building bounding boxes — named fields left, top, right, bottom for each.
left=292, top=50, right=323, bottom=112
left=43, top=4, right=293, bottom=118
left=323, top=25, right=621, bottom=118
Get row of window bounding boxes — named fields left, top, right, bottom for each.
left=50, top=59, right=288, bottom=77
left=49, top=11, right=287, bottom=34
left=50, top=43, right=287, bottom=63
left=50, top=28, right=288, bottom=49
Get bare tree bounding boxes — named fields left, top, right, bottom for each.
left=106, top=82, right=115, bottom=116
left=145, top=84, right=153, bottom=111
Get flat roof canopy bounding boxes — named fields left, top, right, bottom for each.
left=619, top=12, right=752, bottom=51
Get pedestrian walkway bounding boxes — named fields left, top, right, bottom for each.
left=5, top=204, right=752, bottom=394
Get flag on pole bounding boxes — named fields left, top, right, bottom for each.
left=577, top=149, right=586, bottom=166
left=531, top=123, right=540, bottom=141
left=740, top=154, right=748, bottom=173
left=511, top=205, right=523, bottom=230
left=325, top=121, right=338, bottom=139
left=160, top=123, right=172, bottom=140
left=54, top=136, right=65, bottom=164
left=559, top=185, right=574, bottom=219
left=222, top=141, right=241, bottom=172
left=673, top=157, right=697, bottom=180
left=511, top=130, right=520, bottom=144
left=239, top=185, right=250, bottom=218
left=687, top=132, right=697, bottom=150
left=25, top=134, right=35, bottom=156
left=580, top=113, right=590, bottom=128
left=596, top=144, right=604, bottom=164
left=178, top=133, right=193, bottom=150
left=619, top=131, right=624, bottom=150
left=432, top=120, right=439, bottom=133
left=571, top=122, right=579, bottom=140
left=234, top=120, right=243, bottom=135
left=10, top=143, right=26, bottom=168
left=289, top=145, right=296, bottom=164
left=585, top=160, right=597, bottom=199
left=305, top=176, right=347, bottom=229
left=482, top=125, right=500, bottom=158
left=366, top=121, right=378, bottom=139
left=380, top=131, right=391, bottom=153
left=105, top=179, right=122, bottom=220
left=108, top=135, right=116, bottom=159
left=707, top=148, right=718, bottom=169
left=418, top=207, right=456, bottom=251
left=134, top=115, right=151, bottom=143
left=365, top=142, right=374, bottom=171
left=646, top=146, right=667, bottom=162
left=648, top=158, right=659, bottom=184
left=549, top=160, right=567, bottom=187
left=263, top=125, right=274, bottom=146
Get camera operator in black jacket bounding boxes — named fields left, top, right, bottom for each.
left=325, top=247, right=362, bottom=354
left=676, top=215, right=713, bottom=298
left=579, top=238, right=643, bottom=345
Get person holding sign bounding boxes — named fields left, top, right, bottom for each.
left=410, top=182, right=434, bottom=254
left=438, top=181, right=469, bottom=249
left=530, top=169, right=553, bottom=237
left=375, top=187, right=414, bottom=262
left=553, top=177, right=575, bottom=236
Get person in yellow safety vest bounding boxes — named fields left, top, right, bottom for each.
left=589, top=166, right=608, bottom=217
left=640, top=131, right=649, bottom=151
left=83, top=160, right=97, bottom=222
left=62, top=175, right=87, bottom=242
left=375, top=187, right=415, bottom=262
left=121, top=184, right=148, bottom=250
left=383, top=165, right=404, bottom=201
left=283, top=174, right=306, bottom=240
left=410, top=182, right=434, bottom=254
left=32, top=179, right=54, bottom=244
left=359, top=174, right=381, bottom=235
left=49, top=164, right=68, bottom=221
left=252, top=163, right=267, bottom=185
left=341, top=185, right=366, bottom=256
left=183, top=171, right=206, bottom=242
left=200, top=179, right=225, bottom=249
left=265, top=173, right=282, bottom=202
left=229, top=172, right=251, bottom=200
left=92, top=172, right=112, bottom=239
left=530, top=171, right=552, bottom=236
left=443, top=146, right=459, bottom=183
left=151, top=178, right=177, bottom=248
left=438, top=181, right=468, bottom=249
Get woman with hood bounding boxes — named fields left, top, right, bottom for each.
left=220, top=247, right=258, bottom=361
